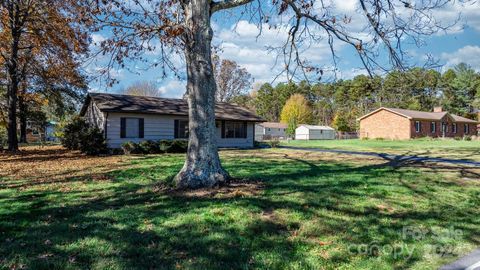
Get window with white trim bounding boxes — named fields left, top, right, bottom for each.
left=415, top=121, right=421, bottom=133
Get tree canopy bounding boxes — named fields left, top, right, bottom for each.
left=249, top=64, right=480, bottom=132
left=0, top=0, right=88, bottom=150
left=280, top=94, right=313, bottom=125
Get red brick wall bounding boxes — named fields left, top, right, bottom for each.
left=359, top=110, right=411, bottom=139
left=360, top=109, right=478, bottom=139
left=410, top=118, right=476, bottom=138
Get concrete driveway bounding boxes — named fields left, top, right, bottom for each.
left=279, top=146, right=480, bottom=167
left=440, top=249, right=480, bottom=270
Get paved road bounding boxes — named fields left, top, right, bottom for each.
left=440, top=249, right=480, bottom=270
left=279, top=146, right=480, bottom=167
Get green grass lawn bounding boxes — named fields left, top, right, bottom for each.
left=282, top=138, right=480, bottom=161
left=1, top=147, right=479, bottom=269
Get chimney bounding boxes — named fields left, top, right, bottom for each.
left=433, top=106, right=443, bottom=113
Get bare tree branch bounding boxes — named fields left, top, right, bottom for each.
left=211, top=0, right=254, bottom=13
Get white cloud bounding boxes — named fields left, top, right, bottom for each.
left=215, top=20, right=343, bottom=83
left=158, top=79, right=186, bottom=98
left=441, top=45, right=480, bottom=71
left=437, top=1, right=480, bottom=32
left=91, top=34, right=106, bottom=44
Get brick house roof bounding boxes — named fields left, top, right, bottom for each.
left=80, top=93, right=265, bottom=122
left=358, top=107, right=478, bottom=124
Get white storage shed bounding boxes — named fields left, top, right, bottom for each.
left=295, top=125, right=336, bottom=140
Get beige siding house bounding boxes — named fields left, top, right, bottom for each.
left=254, top=122, right=288, bottom=141
left=80, top=93, right=263, bottom=148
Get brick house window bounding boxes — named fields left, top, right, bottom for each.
left=430, top=122, right=436, bottom=133
left=415, top=121, right=421, bottom=133
left=464, top=124, right=469, bottom=134
left=452, top=123, right=457, bottom=134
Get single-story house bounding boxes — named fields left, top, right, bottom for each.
left=358, top=107, right=478, bottom=140
left=295, top=125, right=336, bottom=140
left=474, top=109, right=480, bottom=131
left=79, top=93, right=264, bottom=148
left=254, top=122, right=288, bottom=141
left=25, top=121, right=58, bottom=143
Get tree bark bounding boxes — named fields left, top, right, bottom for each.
left=174, top=0, right=230, bottom=189
left=6, top=69, right=19, bottom=151
left=5, top=2, right=21, bottom=152
left=18, top=93, right=27, bottom=143
left=6, top=40, right=20, bottom=151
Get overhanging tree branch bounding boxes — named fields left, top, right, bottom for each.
left=211, top=0, right=254, bottom=13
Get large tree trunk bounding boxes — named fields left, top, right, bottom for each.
left=18, top=93, right=27, bottom=143
left=174, top=0, right=229, bottom=189
left=6, top=42, right=20, bottom=151
left=6, top=74, right=19, bottom=151
left=6, top=3, right=21, bottom=152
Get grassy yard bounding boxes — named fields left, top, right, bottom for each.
left=282, top=138, right=480, bottom=161
left=1, top=146, right=479, bottom=269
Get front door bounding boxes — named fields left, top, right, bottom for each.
left=441, top=122, right=447, bottom=137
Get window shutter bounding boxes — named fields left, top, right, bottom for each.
left=221, top=120, right=225, bottom=138
left=139, top=118, right=144, bottom=138
left=120, top=118, right=126, bottom=138
left=243, top=122, right=247, bottom=138
left=174, top=120, right=179, bottom=139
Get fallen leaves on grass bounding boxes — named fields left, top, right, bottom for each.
left=0, top=145, right=129, bottom=187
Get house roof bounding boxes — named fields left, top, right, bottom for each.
left=297, top=125, right=335, bottom=130
left=358, top=107, right=478, bottom=123
left=80, top=93, right=264, bottom=122
left=258, top=122, right=288, bottom=129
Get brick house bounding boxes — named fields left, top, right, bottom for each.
left=358, top=107, right=478, bottom=140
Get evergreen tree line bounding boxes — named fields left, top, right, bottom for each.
left=232, top=63, right=480, bottom=132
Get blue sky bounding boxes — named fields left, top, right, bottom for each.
left=88, top=0, right=480, bottom=98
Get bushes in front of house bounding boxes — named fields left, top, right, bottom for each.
left=267, top=138, right=281, bottom=148
left=121, top=140, right=188, bottom=155
left=61, top=117, right=107, bottom=155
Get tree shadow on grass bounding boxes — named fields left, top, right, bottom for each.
left=1, top=153, right=479, bottom=269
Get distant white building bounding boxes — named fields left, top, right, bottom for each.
left=295, top=125, right=336, bottom=140
left=255, top=122, right=288, bottom=141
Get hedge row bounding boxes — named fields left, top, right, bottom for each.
left=121, top=140, right=188, bottom=155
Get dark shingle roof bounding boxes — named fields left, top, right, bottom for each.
left=386, top=108, right=449, bottom=121
left=80, top=93, right=264, bottom=122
